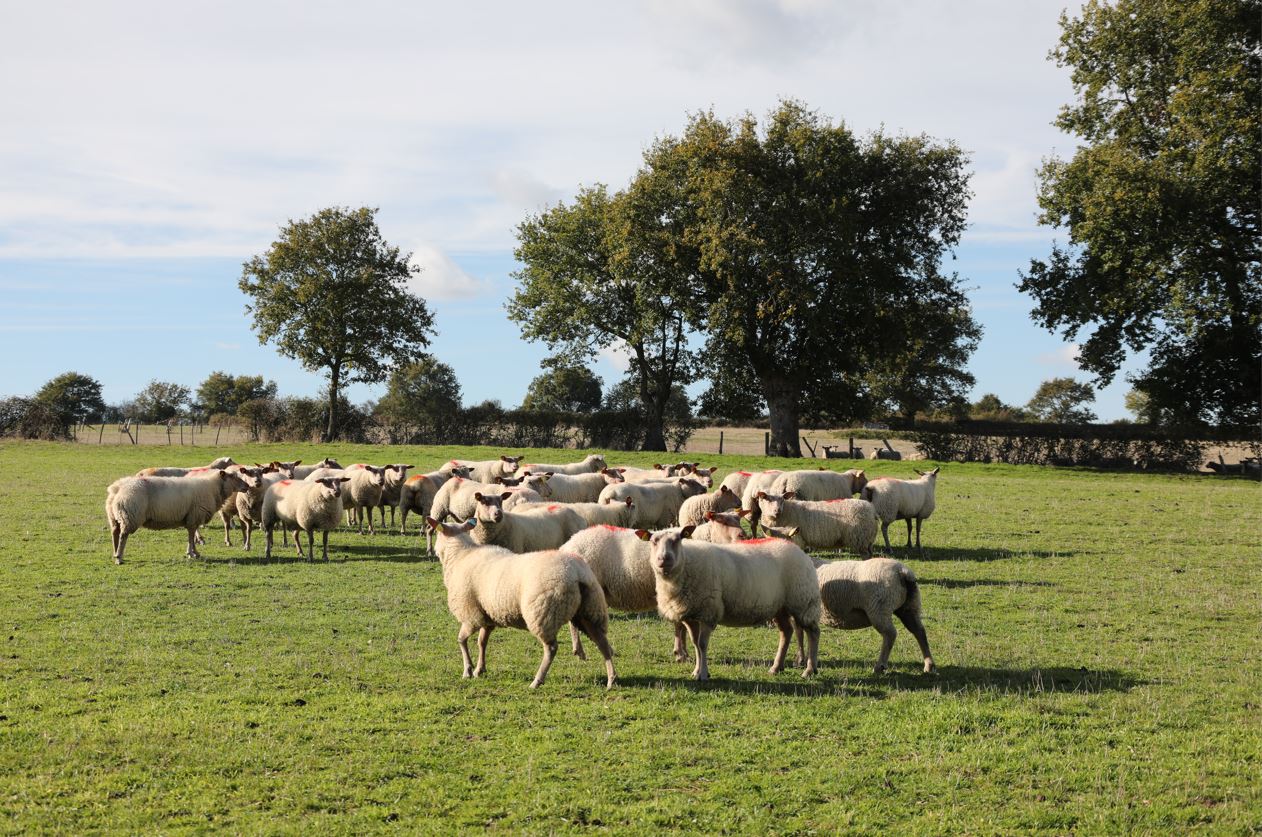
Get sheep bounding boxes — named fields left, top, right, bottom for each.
left=690, top=510, right=751, bottom=544
left=135, top=456, right=237, bottom=477
left=469, top=493, right=588, bottom=554
left=451, top=456, right=522, bottom=484
left=231, top=472, right=286, bottom=551
left=615, top=463, right=691, bottom=483
left=521, top=470, right=619, bottom=503
left=719, top=470, right=754, bottom=499
left=431, top=475, right=552, bottom=527
left=678, top=484, right=743, bottom=527
left=597, top=478, right=707, bottom=529
left=215, top=464, right=275, bottom=545
left=371, top=463, right=415, bottom=528
left=425, top=517, right=617, bottom=688
left=739, top=469, right=784, bottom=536
left=518, top=497, right=637, bottom=528
left=559, top=524, right=689, bottom=662
left=304, top=464, right=388, bottom=534
left=860, top=468, right=940, bottom=553
left=262, top=477, right=351, bottom=561
left=641, top=526, right=822, bottom=680
left=770, top=468, right=868, bottom=503
left=770, top=542, right=934, bottom=674
left=290, top=458, right=343, bottom=480
left=106, top=470, right=252, bottom=563
left=755, top=492, right=878, bottom=558
left=398, top=464, right=473, bottom=544
left=515, top=454, right=607, bottom=476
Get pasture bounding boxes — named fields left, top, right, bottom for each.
left=0, top=441, right=1258, bottom=832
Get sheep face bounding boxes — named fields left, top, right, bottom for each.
left=643, top=526, right=697, bottom=577
left=704, top=512, right=748, bottom=542
left=495, top=475, right=525, bottom=487
left=473, top=492, right=511, bottom=526
left=316, top=476, right=352, bottom=499
left=755, top=491, right=796, bottom=527
left=318, top=458, right=342, bottom=470
left=272, top=460, right=301, bottom=477
left=601, top=468, right=625, bottom=484
left=389, top=464, right=414, bottom=478
left=522, top=474, right=552, bottom=498
left=677, top=478, right=707, bottom=498
left=847, top=469, right=869, bottom=495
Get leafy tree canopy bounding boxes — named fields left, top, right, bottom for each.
left=35, top=371, right=105, bottom=426
left=132, top=380, right=191, bottom=423
left=375, top=355, right=463, bottom=428
left=240, top=206, right=435, bottom=440
left=196, top=372, right=278, bottom=417
left=1019, top=0, right=1261, bottom=426
left=1026, top=377, right=1098, bottom=424
left=520, top=359, right=603, bottom=413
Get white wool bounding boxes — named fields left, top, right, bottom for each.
left=678, top=485, right=743, bottom=527
left=860, top=468, right=939, bottom=552
left=597, top=478, right=707, bottom=529
left=470, top=498, right=588, bottom=554
left=515, top=454, right=607, bottom=476
left=106, top=471, right=250, bottom=563
left=261, top=478, right=348, bottom=561
left=450, top=456, right=522, bottom=484
left=811, top=556, right=934, bottom=673
left=756, top=494, right=878, bottom=558
left=770, top=468, right=868, bottom=502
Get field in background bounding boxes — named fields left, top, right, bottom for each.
left=2, top=442, right=1258, bottom=832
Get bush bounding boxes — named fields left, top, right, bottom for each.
left=0, top=397, right=71, bottom=441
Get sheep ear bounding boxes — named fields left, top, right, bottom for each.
left=545, top=472, right=554, bottom=478
left=680, top=525, right=697, bottom=539
left=424, top=517, right=439, bottom=531
left=462, top=518, right=477, bottom=531
left=930, top=467, right=940, bottom=475
left=617, top=468, right=626, bottom=473
left=494, top=477, right=505, bottom=484
left=789, top=527, right=800, bottom=538
left=292, top=460, right=302, bottom=466
left=624, top=497, right=633, bottom=507
left=756, top=491, right=767, bottom=499
left=914, top=469, right=925, bottom=476
left=634, top=529, right=651, bottom=541
left=500, top=456, right=511, bottom=462
left=705, top=511, right=716, bottom=521
left=339, top=477, right=351, bottom=484
left=856, top=469, right=865, bottom=478
left=784, top=490, right=795, bottom=500
left=500, top=492, right=513, bottom=501
left=473, top=492, right=484, bottom=501
left=736, top=508, right=751, bottom=517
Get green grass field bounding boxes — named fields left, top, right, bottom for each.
left=1, top=442, right=1258, bottom=833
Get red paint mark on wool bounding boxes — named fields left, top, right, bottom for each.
left=278, top=480, right=292, bottom=485
left=547, top=504, right=561, bottom=512
left=738, top=538, right=779, bottom=546
left=826, top=498, right=854, bottom=504
left=598, top=525, right=627, bottom=531
left=868, top=476, right=896, bottom=483
left=405, top=475, right=427, bottom=484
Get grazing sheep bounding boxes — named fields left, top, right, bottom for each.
left=678, top=484, right=743, bottom=527
left=559, top=524, right=689, bottom=662
left=262, top=477, right=351, bottom=562
left=398, top=464, right=473, bottom=549
left=860, top=468, right=940, bottom=553
left=642, top=526, right=822, bottom=680
left=778, top=547, right=933, bottom=674
left=372, top=463, right=415, bottom=528
left=106, top=470, right=252, bottom=563
left=521, top=470, right=618, bottom=503
left=290, top=458, right=343, bottom=480
left=770, top=468, right=868, bottom=502
left=431, top=475, right=552, bottom=526
left=755, top=492, right=878, bottom=558
left=470, top=493, right=587, bottom=553
left=231, top=472, right=286, bottom=551
left=135, top=456, right=237, bottom=477
left=515, top=454, right=607, bottom=476
left=451, top=456, right=522, bottom=484
left=304, top=465, right=388, bottom=534
left=597, top=478, right=707, bottom=529
left=739, top=469, right=784, bottom=536
left=690, top=510, right=751, bottom=544
left=426, top=518, right=617, bottom=689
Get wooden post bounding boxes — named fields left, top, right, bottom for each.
left=764, top=431, right=770, bottom=456
left=98, top=424, right=105, bottom=444
left=719, top=430, right=724, bottom=455
left=215, top=423, right=223, bottom=446
left=180, top=424, right=184, bottom=445
left=848, top=436, right=854, bottom=458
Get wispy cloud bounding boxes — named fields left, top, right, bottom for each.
left=1036, top=343, right=1081, bottom=368
left=407, top=244, right=494, bottom=301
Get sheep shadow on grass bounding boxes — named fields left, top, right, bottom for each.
left=896, top=547, right=1074, bottom=563
left=614, top=673, right=885, bottom=698
left=918, top=578, right=1057, bottom=589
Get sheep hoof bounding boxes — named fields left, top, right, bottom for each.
left=873, top=664, right=887, bottom=675
left=113, top=557, right=123, bottom=565
left=768, top=664, right=783, bottom=675
left=924, top=661, right=937, bottom=674
left=605, top=676, right=617, bottom=690
left=573, top=649, right=587, bottom=661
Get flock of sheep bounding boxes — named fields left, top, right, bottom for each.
left=103, top=452, right=942, bottom=687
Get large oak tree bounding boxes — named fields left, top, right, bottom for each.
left=240, top=207, right=435, bottom=441
left=1020, top=0, right=1260, bottom=426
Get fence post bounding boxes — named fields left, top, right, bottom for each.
left=719, top=430, right=724, bottom=456
left=848, top=436, right=854, bottom=457
left=98, top=424, right=105, bottom=444
left=764, top=431, right=770, bottom=456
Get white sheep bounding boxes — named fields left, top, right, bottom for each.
left=642, top=526, right=822, bottom=680
left=521, top=497, right=636, bottom=528
left=431, top=475, right=552, bottom=526
left=597, top=478, right=707, bottom=529
left=773, top=545, right=934, bottom=674
left=690, top=510, right=751, bottom=544
left=304, top=464, right=388, bottom=534
left=755, top=492, right=878, bottom=558
left=371, top=463, right=415, bottom=528
left=719, top=470, right=754, bottom=499
left=135, top=456, right=237, bottom=477
left=515, top=454, right=607, bottom=476
left=451, top=456, right=522, bottom=484
left=398, top=464, right=473, bottom=550
left=425, top=517, right=617, bottom=689
left=106, top=470, right=252, bottom=563
left=469, top=493, right=588, bottom=553
left=262, top=477, right=351, bottom=562
left=216, top=464, right=275, bottom=545
left=678, top=484, right=743, bottom=527
left=290, top=458, right=343, bottom=480
left=521, top=470, right=618, bottom=503
left=559, top=524, right=689, bottom=662
left=770, top=468, right=869, bottom=502
left=860, top=468, right=940, bottom=553
left=739, top=469, right=784, bottom=536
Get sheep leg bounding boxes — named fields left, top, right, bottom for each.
left=365, top=506, right=375, bottom=535
left=683, top=620, right=711, bottom=681
left=915, top=518, right=923, bottom=553
left=474, top=627, right=492, bottom=677
left=801, top=623, right=820, bottom=678
left=569, top=624, right=587, bottom=660
left=871, top=613, right=898, bottom=673
left=792, top=621, right=805, bottom=667
left=896, top=608, right=935, bottom=673
left=457, top=623, right=475, bottom=678
left=399, top=505, right=410, bottom=535
left=242, top=521, right=252, bottom=551
left=186, top=527, right=201, bottom=559
left=769, top=612, right=793, bottom=675
left=294, top=528, right=305, bottom=559
left=881, top=520, right=892, bottom=552
left=904, top=518, right=913, bottom=549
left=264, top=527, right=273, bottom=562
left=576, top=617, right=617, bottom=689
left=530, top=635, right=558, bottom=689
left=321, top=530, right=330, bottom=562
left=307, top=530, right=318, bottom=562
left=672, top=623, right=690, bottom=663
left=223, top=513, right=233, bottom=546
left=111, top=523, right=126, bottom=564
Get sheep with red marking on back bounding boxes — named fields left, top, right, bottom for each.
left=738, top=469, right=784, bottom=536
left=135, top=456, right=236, bottom=477
left=304, top=464, right=389, bottom=534
left=469, top=493, right=587, bottom=553
left=514, top=454, right=607, bottom=476
left=678, top=484, right=743, bottom=527
left=755, top=491, right=878, bottom=558
left=262, top=477, right=351, bottom=561
left=770, top=468, right=868, bottom=502
left=860, top=468, right=940, bottom=553
left=690, top=510, right=750, bottom=544
left=597, top=478, right=707, bottom=529
left=451, top=456, right=522, bottom=484
left=522, top=469, right=620, bottom=503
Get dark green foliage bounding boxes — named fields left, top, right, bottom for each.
left=604, top=376, right=696, bottom=452
left=131, top=380, right=191, bottom=423
left=239, top=207, right=435, bottom=441
left=1020, top=0, right=1261, bottom=426
left=34, top=371, right=105, bottom=427
left=0, top=397, right=66, bottom=440
left=1026, top=377, right=1098, bottom=423
left=696, top=355, right=765, bottom=422
left=519, top=360, right=603, bottom=414
left=195, top=372, right=278, bottom=417
left=374, top=356, right=464, bottom=444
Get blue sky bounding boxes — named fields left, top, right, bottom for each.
left=0, top=0, right=1146, bottom=419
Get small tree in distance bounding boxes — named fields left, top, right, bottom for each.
left=239, top=207, right=435, bottom=441
left=132, top=380, right=191, bottom=423
left=375, top=355, right=463, bottom=441
left=1026, top=377, right=1097, bottom=424
left=35, top=371, right=105, bottom=428
left=520, top=360, right=603, bottom=413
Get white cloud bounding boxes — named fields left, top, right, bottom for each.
left=489, top=168, right=565, bottom=212
left=596, top=344, right=633, bottom=374
left=407, top=244, right=493, bottom=301
left=1036, top=343, right=1081, bottom=368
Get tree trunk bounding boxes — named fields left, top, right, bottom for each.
left=641, top=399, right=668, bottom=452
left=764, top=376, right=802, bottom=458
left=324, top=365, right=340, bottom=442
